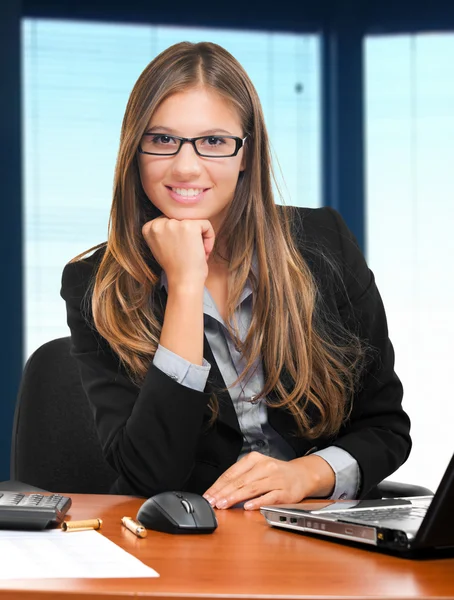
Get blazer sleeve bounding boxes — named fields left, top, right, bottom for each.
left=309, top=207, right=412, bottom=497
left=61, top=255, right=212, bottom=497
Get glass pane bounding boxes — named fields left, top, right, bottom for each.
left=22, top=19, right=321, bottom=359
left=365, top=33, right=454, bottom=492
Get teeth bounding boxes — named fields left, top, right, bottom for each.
left=172, top=187, right=204, bottom=197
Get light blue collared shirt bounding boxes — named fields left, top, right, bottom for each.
left=154, top=271, right=360, bottom=500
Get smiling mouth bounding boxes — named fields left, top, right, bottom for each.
left=166, top=186, right=208, bottom=197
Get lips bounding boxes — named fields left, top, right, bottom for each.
left=166, top=186, right=208, bottom=204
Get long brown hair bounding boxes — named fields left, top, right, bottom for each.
left=74, top=41, right=368, bottom=439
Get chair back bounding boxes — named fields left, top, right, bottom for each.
left=10, top=337, right=117, bottom=493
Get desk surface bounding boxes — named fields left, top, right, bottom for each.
left=1, top=493, right=453, bottom=600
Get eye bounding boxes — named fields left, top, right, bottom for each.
left=150, top=134, right=177, bottom=146
left=202, top=136, right=226, bottom=146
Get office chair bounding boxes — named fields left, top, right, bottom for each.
left=9, top=337, right=433, bottom=498
left=10, top=337, right=117, bottom=494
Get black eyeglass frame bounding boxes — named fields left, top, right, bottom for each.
left=138, top=133, right=248, bottom=158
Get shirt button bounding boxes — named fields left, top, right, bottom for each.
left=339, top=493, right=348, bottom=500
left=256, top=439, right=265, bottom=448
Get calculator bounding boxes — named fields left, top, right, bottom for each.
left=0, top=492, right=72, bottom=530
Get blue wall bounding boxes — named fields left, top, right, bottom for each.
left=1, top=0, right=23, bottom=481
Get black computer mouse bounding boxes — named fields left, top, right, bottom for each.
left=136, top=491, right=218, bottom=534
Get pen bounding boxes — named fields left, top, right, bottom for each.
left=62, top=518, right=103, bottom=532
left=121, top=516, right=147, bottom=538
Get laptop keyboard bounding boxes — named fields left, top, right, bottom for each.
left=326, top=506, right=428, bottom=523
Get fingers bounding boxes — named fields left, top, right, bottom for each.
left=243, top=490, right=282, bottom=511
left=204, top=451, right=262, bottom=499
left=204, top=453, right=280, bottom=509
left=143, top=217, right=215, bottom=259
left=141, top=217, right=215, bottom=286
left=141, top=215, right=165, bottom=238
left=200, top=221, right=216, bottom=259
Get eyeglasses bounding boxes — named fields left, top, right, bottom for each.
left=138, top=133, right=248, bottom=158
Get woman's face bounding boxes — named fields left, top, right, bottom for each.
left=138, top=87, right=245, bottom=232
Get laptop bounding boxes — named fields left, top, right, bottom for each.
left=260, top=452, right=454, bottom=557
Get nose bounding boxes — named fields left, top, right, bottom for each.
left=171, top=141, right=202, bottom=179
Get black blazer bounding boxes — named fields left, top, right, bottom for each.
left=61, top=206, right=411, bottom=498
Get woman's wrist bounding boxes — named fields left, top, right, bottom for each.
left=293, top=454, right=336, bottom=499
left=167, top=279, right=206, bottom=296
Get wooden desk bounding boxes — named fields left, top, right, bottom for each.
left=1, top=493, right=453, bottom=600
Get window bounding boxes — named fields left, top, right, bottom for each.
left=365, top=33, right=454, bottom=491
left=22, top=19, right=321, bottom=358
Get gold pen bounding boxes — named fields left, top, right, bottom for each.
left=62, top=518, right=103, bottom=532
left=121, top=516, right=147, bottom=538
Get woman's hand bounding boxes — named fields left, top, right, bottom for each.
left=203, top=452, right=336, bottom=510
left=142, top=217, right=215, bottom=288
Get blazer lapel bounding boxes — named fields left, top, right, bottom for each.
left=203, top=335, right=241, bottom=434
left=264, top=365, right=322, bottom=456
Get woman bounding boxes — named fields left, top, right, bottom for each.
left=61, top=41, right=411, bottom=510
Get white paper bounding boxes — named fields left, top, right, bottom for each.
left=0, top=529, right=159, bottom=579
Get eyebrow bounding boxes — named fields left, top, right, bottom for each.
left=146, top=126, right=235, bottom=136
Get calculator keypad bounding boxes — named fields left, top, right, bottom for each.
left=0, top=492, right=72, bottom=529
left=0, top=493, right=64, bottom=506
